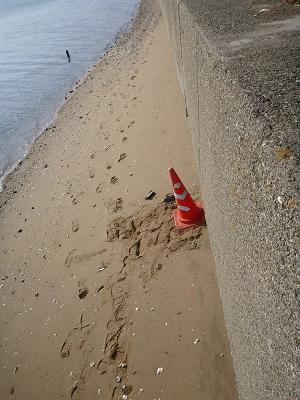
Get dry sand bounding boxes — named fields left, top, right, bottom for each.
left=0, top=2, right=238, bottom=399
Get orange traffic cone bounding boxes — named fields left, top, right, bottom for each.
left=168, top=167, right=205, bottom=229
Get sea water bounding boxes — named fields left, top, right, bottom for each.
left=0, top=0, right=138, bottom=185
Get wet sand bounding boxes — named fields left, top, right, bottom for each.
left=0, top=1, right=238, bottom=399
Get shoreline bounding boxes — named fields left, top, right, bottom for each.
left=0, top=1, right=238, bottom=398
left=0, top=1, right=140, bottom=196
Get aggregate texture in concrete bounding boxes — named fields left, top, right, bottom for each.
left=159, top=1, right=300, bottom=399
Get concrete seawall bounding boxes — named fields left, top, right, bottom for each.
left=159, top=1, right=299, bottom=399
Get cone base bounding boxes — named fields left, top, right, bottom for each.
left=173, top=201, right=206, bottom=230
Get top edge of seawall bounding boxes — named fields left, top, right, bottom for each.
left=181, top=0, right=300, bottom=35
left=165, top=0, right=300, bottom=152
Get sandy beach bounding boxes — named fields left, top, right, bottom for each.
left=0, top=1, right=238, bottom=399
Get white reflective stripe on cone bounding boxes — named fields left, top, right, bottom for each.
left=174, top=182, right=181, bottom=189
left=178, top=205, right=190, bottom=212
left=175, top=190, right=187, bottom=200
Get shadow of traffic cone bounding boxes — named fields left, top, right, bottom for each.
left=168, top=167, right=205, bottom=229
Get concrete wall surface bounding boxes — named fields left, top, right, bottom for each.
left=159, top=1, right=300, bottom=399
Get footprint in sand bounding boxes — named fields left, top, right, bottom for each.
left=89, top=169, right=95, bottom=179
left=111, top=176, right=118, bottom=184
left=96, top=182, right=104, bottom=193
left=106, top=198, right=123, bottom=213
left=65, top=248, right=107, bottom=268
left=90, top=150, right=99, bottom=159
left=66, top=181, right=73, bottom=195
left=150, top=263, right=163, bottom=279
left=60, top=310, right=91, bottom=359
left=60, top=328, right=79, bottom=358
left=78, top=279, right=89, bottom=299
left=106, top=162, right=112, bottom=170
left=122, top=137, right=127, bottom=143
left=72, top=192, right=84, bottom=205
left=114, top=198, right=123, bottom=212
left=118, top=153, right=127, bottom=162
left=72, top=220, right=79, bottom=232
